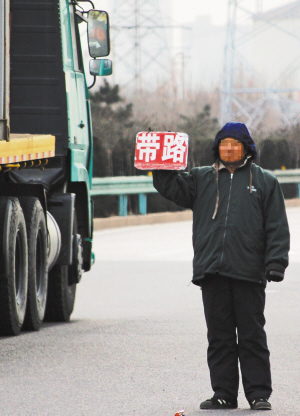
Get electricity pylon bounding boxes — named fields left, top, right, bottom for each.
left=110, top=0, right=172, bottom=92
left=221, top=0, right=300, bottom=130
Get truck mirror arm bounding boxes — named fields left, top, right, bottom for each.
left=70, top=0, right=95, bottom=9
left=88, top=76, right=96, bottom=89
left=75, top=11, right=88, bottom=23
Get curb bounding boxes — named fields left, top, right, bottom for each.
left=285, top=198, right=300, bottom=208
left=93, top=210, right=192, bottom=230
left=93, top=198, right=300, bottom=231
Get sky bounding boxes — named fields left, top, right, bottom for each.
left=171, top=0, right=293, bottom=25
left=87, top=0, right=298, bottom=89
left=95, top=0, right=293, bottom=26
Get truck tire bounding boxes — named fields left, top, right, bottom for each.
left=44, top=265, right=76, bottom=322
left=45, top=210, right=79, bottom=322
left=0, top=197, right=28, bottom=336
left=20, top=197, right=48, bottom=331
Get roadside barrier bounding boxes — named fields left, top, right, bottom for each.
left=91, top=169, right=300, bottom=216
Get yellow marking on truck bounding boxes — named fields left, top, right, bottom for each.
left=0, top=134, right=55, bottom=164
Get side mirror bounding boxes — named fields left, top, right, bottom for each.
left=89, top=59, right=112, bottom=77
left=87, top=10, right=110, bottom=58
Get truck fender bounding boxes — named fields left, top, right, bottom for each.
left=67, top=181, right=93, bottom=271
left=47, top=193, right=75, bottom=266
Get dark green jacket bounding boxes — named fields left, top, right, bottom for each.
left=153, top=160, right=290, bottom=286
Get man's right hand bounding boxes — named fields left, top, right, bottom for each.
left=266, top=267, right=285, bottom=282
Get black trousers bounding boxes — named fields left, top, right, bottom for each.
left=201, top=274, right=272, bottom=402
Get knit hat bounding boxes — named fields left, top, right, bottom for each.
left=212, top=122, right=257, bottom=161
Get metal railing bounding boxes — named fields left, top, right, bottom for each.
left=91, top=176, right=156, bottom=216
left=91, top=169, right=300, bottom=216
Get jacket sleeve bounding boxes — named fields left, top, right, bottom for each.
left=152, top=169, right=197, bottom=209
left=263, top=176, right=290, bottom=271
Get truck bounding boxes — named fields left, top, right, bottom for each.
left=0, top=0, right=112, bottom=335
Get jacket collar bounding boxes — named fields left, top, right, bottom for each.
left=212, top=155, right=252, bottom=171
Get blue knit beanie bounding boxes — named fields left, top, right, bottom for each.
left=212, top=122, right=258, bottom=161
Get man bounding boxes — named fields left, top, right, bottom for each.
left=152, top=122, right=290, bottom=411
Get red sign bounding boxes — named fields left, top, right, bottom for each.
left=134, top=131, right=189, bottom=170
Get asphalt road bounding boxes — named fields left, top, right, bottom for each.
left=0, top=208, right=300, bottom=416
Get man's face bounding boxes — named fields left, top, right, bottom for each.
left=219, top=137, right=246, bottom=163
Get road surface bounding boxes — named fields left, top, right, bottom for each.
left=0, top=208, right=299, bottom=415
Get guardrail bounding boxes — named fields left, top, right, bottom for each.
left=91, top=169, right=300, bottom=216
left=91, top=176, right=156, bottom=216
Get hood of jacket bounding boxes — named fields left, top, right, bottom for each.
left=212, top=122, right=258, bottom=161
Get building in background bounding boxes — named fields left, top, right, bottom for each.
left=182, top=16, right=226, bottom=91
left=253, top=2, right=300, bottom=88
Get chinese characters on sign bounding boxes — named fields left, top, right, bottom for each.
left=135, top=132, right=189, bottom=170
left=135, top=133, right=160, bottom=163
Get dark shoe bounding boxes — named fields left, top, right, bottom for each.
left=200, top=397, right=238, bottom=409
left=250, top=398, right=272, bottom=410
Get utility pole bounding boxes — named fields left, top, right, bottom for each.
left=221, top=0, right=238, bottom=127
left=257, top=0, right=262, bottom=13
left=134, top=0, right=141, bottom=91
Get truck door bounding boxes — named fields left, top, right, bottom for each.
left=69, top=5, right=89, bottom=166
left=60, top=2, right=90, bottom=181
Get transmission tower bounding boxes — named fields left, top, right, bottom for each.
left=221, top=0, right=300, bottom=130
left=110, top=0, right=173, bottom=91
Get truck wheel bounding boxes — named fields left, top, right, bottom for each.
left=0, top=197, right=28, bottom=336
left=44, top=265, right=76, bottom=322
left=45, top=210, right=80, bottom=322
left=20, top=197, right=48, bottom=331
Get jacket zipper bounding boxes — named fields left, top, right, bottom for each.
left=219, top=173, right=233, bottom=269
